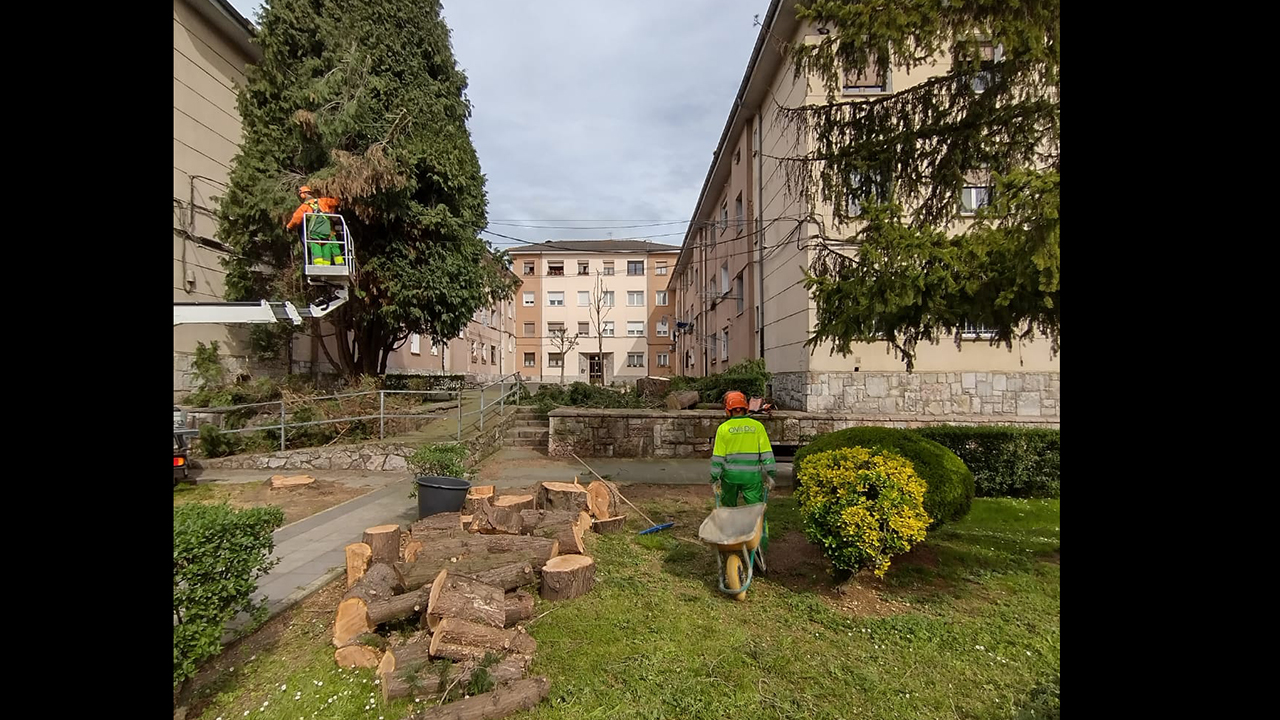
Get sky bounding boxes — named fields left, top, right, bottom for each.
left=225, top=0, right=769, bottom=251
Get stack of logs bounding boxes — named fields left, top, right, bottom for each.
left=330, top=478, right=626, bottom=720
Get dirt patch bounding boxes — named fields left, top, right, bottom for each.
left=824, top=578, right=912, bottom=618
left=173, top=479, right=374, bottom=526
left=895, top=544, right=941, bottom=569
left=764, top=530, right=911, bottom=619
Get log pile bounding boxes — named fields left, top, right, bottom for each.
left=330, top=484, right=610, bottom=718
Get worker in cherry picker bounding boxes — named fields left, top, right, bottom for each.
left=286, top=186, right=344, bottom=267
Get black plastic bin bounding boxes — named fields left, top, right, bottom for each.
left=416, top=475, right=471, bottom=519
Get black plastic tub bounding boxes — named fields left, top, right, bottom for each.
left=415, top=475, right=471, bottom=519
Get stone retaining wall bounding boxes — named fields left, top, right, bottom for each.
left=770, top=371, right=1060, bottom=417
left=547, top=407, right=1058, bottom=458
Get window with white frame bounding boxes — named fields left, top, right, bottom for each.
left=971, top=40, right=1004, bottom=92
left=470, top=341, right=477, bottom=360
left=656, top=290, right=668, bottom=306
left=627, top=260, right=644, bottom=276
left=656, top=261, right=668, bottom=276
left=602, top=321, right=615, bottom=336
left=602, top=291, right=614, bottom=307
left=431, top=342, right=439, bottom=356
left=627, top=291, right=644, bottom=307
left=547, top=261, right=564, bottom=276
left=410, top=333, right=421, bottom=355
left=720, top=328, right=729, bottom=362
left=577, top=261, right=589, bottom=276
left=548, top=353, right=564, bottom=368
left=548, top=291, right=564, bottom=306
left=578, top=291, right=590, bottom=307
left=522, top=261, right=534, bottom=276
left=959, top=319, right=997, bottom=339
left=523, top=291, right=534, bottom=306
left=959, top=186, right=990, bottom=215
left=577, top=322, right=589, bottom=336
left=523, top=322, right=534, bottom=336
left=627, top=321, right=644, bottom=337
left=734, top=274, right=744, bottom=314
left=602, top=261, right=615, bottom=276
left=720, top=263, right=729, bottom=295
left=524, top=352, right=535, bottom=367
left=658, top=353, right=669, bottom=367
left=490, top=345, right=497, bottom=364
left=547, top=322, right=565, bottom=338
left=656, top=319, right=669, bottom=337
left=626, top=353, right=644, bottom=368
left=842, top=58, right=886, bottom=93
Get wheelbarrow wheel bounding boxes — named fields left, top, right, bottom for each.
left=724, top=553, right=748, bottom=601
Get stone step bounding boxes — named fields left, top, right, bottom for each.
left=506, top=439, right=548, bottom=448
left=506, top=429, right=549, bottom=440
left=512, top=419, right=548, bottom=426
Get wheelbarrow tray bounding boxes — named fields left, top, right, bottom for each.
left=698, top=502, right=767, bottom=552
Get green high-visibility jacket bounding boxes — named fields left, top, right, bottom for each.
left=710, top=416, right=777, bottom=485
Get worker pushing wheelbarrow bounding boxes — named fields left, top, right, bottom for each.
left=698, top=390, right=777, bottom=600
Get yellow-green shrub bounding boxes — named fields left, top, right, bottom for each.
left=794, top=447, right=931, bottom=577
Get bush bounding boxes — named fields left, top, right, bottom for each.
left=794, top=447, right=931, bottom=577
left=197, top=424, right=242, bottom=458
left=672, top=359, right=771, bottom=403
left=174, top=503, right=284, bottom=688
left=795, top=427, right=975, bottom=527
left=408, top=442, right=470, bottom=478
left=917, top=426, right=1060, bottom=498
left=523, top=382, right=650, bottom=412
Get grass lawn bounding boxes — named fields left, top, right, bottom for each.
left=185, top=491, right=1060, bottom=720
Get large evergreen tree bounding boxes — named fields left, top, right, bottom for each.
left=216, top=0, right=517, bottom=376
left=783, top=0, right=1060, bottom=371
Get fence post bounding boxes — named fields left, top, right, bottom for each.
left=480, top=387, right=485, bottom=432
left=500, top=379, right=505, bottom=415
left=379, top=390, right=386, bottom=440
left=457, top=388, right=463, bottom=441
left=279, top=401, right=286, bottom=451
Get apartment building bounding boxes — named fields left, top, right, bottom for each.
left=511, top=241, right=679, bottom=384
left=672, top=0, right=1059, bottom=418
left=384, top=293, right=519, bottom=383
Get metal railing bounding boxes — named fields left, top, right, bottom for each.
left=178, top=374, right=528, bottom=451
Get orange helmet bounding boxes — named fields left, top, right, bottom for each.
left=299, top=185, right=313, bottom=197
left=723, top=391, right=749, bottom=415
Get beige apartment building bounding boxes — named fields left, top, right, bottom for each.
left=511, top=241, right=678, bottom=384
left=672, top=0, right=1059, bottom=420
left=383, top=293, right=519, bottom=383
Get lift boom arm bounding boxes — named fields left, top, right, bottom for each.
left=173, top=288, right=348, bottom=326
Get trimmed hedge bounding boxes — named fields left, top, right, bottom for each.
left=794, top=427, right=975, bottom=527
left=917, top=426, right=1060, bottom=498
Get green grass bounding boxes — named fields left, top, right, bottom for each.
left=188, top=496, right=1059, bottom=720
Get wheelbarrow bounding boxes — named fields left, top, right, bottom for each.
left=697, top=482, right=767, bottom=601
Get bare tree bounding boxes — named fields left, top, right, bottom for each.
left=587, top=275, right=613, bottom=386
left=547, top=325, right=579, bottom=386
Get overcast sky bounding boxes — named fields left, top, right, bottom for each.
left=226, top=0, right=768, bottom=250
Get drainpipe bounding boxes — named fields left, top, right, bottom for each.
left=755, top=113, right=766, bottom=362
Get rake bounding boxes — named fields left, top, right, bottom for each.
left=571, top=453, right=675, bottom=535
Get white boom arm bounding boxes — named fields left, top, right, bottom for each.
left=173, top=288, right=348, bottom=326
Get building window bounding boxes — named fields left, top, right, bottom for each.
left=627, top=260, right=644, bottom=276
left=972, top=40, right=1004, bottom=92
left=548, top=353, right=564, bottom=368
left=627, top=321, right=644, bottom=337
left=602, top=321, right=615, bottom=337
left=602, top=291, right=614, bottom=307
left=734, top=274, right=744, bottom=314
left=523, top=291, right=534, bottom=307
left=656, top=319, right=669, bottom=337
left=658, top=353, right=669, bottom=367
left=480, top=344, right=487, bottom=364
left=960, top=185, right=991, bottom=215
left=720, top=328, right=729, bottom=362
left=627, top=353, right=644, bottom=368
left=720, top=263, right=729, bottom=295
left=960, top=320, right=997, bottom=339
left=602, top=261, right=615, bottom=276
left=627, top=291, right=644, bottom=307
left=548, top=261, right=564, bottom=276
left=577, top=261, right=590, bottom=275
left=524, top=352, right=536, bottom=367
left=410, top=333, right=421, bottom=355
left=548, top=322, right=565, bottom=338
left=478, top=309, right=488, bottom=325
left=656, top=261, right=668, bottom=276
left=575, top=291, right=589, bottom=307
left=523, top=322, right=535, bottom=336
left=842, top=59, right=886, bottom=93
left=734, top=192, right=743, bottom=233
left=847, top=170, right=887, bottom=217
left=523, top=261, right=534, bottom=276
left=733, top=148, right=741, bottom=165
left=548, top=292, right=564, bottom=307
left=470, top=341, right=478, bottom=361
left=656, top=290, right=668, bottom=306
left=719, top=201, right=728, bottom=232
left=431, top=342, right=439, bottom=356
left=577, top=322, right=590, bottom=336
left=490, top=345, right=497, bottom=364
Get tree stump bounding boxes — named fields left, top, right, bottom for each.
left=345, top=542, right=373, bottom=588
left=591, top=516, right=627, bottom=534
left=585, top=481, right=616, bottom=519
left=363, top=524, right=402, bottom=566
left=463, top=485, right=496, bottom=515
left=400, top=676, right=551, bottom=720
left=504, top=589, right=535, bottom=627
left=493, top=494, right=536, bottom=512
left=334, top=644, right=381, bottom=669
left=270, top=474, right=316, bottom=488
left=426, top=570, right=506, bottom=631
left=536, top=482, right=590, bottom=512
left=540, top=555, right=596, bottom=601
left=429, top=617, right=537, bottom=661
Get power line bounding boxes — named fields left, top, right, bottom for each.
left=489, top=220, right=696, bottom=230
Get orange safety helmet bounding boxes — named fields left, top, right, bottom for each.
left=298, top=185, right=313, bottom=198
left=723, top=391, right=749, bottom=415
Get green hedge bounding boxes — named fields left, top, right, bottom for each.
left=174, top=503, right=284, bottom=688
left=794, top=427, right=975, bottom=527
left=669, top=359, right=771, bottom=403
left=917, top=426, right=1060, bottom=498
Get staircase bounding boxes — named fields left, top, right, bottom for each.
left=504, top=408, right=549, bottom=452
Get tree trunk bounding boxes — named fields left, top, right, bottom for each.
left=458, top=560, right=538, bottom=592
left=346, top=542, right=373, bottom=588
left=591, top=516, right=627, bottom=534
left=536, top=482, right=590, bottom=513
left=335, top=563, right=402, bottom=646
left=468, top=502, right=525, bottom=535
left=378, top=639, right=433, bottom=680
left=368, top=584, right=433, bottom=627
left=524, top=511, right=589, bottom=555
left=412, top=514, right=465, bottom=534
left=429, top=617, right=537, bottom=660
left=667, top=390, right=700, bottom=409
left=398, top=547, right=548, bottom=592
left=585, top=481, right=616, bottom=520
left=492, top=495, right=536, bottom=512
left=426, top=570, right=506, bottom=631
left=517, top=510, right=583, bottom=531
left=464, top=486, right=496, bottom=515
left=540, top=555, right=596, bottom=601
left=334, top=644, right=381, bottom=669
left=504, top=590, right=535, bottom=627
left=477, top=535, right=558, bottom=563
left=363, top=525, right=401, bottom=566
left=382, top=654, right=528, bottom=704
left=399, top=676, right=550, bottom=720
left=343, top=563, right=402, bottom=605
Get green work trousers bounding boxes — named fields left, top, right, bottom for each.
left=718, top=477, right=769, bottom=552
left=308, top=240, right=345, bottom=266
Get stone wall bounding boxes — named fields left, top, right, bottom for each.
left=771, top=371, right=1059, bottom=418
left=548, top=407, right=1058, bottom=459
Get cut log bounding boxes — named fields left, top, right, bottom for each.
left=377, top=638, right=433, bottom=680
left=381, top=654, right=529, bottom=704
left=457, top=560, right=538, bottom=592
left=411, top=514, right=464, bottom=534
left=467, top=501, right=525, bottom=535
left=461, top=515, right=474, bottom=531
left=334, top=644, right=381, bottom=669
left=426, top=570, right=506, bottom=631
left=363, top=524, right=402, bottom=566
left=463, top=486, right=496, bottom=515
left=585, top=481, right=616, bottom=520
left=477, top=535, right=558, bottom=563
left=504, top=590, right=535, bottom=627
left=345, top=542, right=373, bottom=588
left=429, top=618, right=537, bottom=660
left=492, top=494, right=536, bottom=512
left=270, top=474, right=316, bottom=488
left=343, top=563, right=402, bottom=605
left=527, top=511, right=590, bottom=555
left=399, top=676, right=550, bottom=719
left=536, top=482, right=590, bottom=513
left=591, top=515, right=627, bottom=534
left=333, top=598, right=373, bottom=648
left=397, top=547, right=547, bottom=593
left=540, top=555, right=596, bottom=601
left=517, top=509, right=582, bottom=532
left=666, top=389, right=700, bottom=410
left=368, top=584, right=433, bottom=627
left=404, top=540, right=425, bottom=563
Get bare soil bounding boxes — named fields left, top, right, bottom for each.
left=173, top=479, right=374, bottom=526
